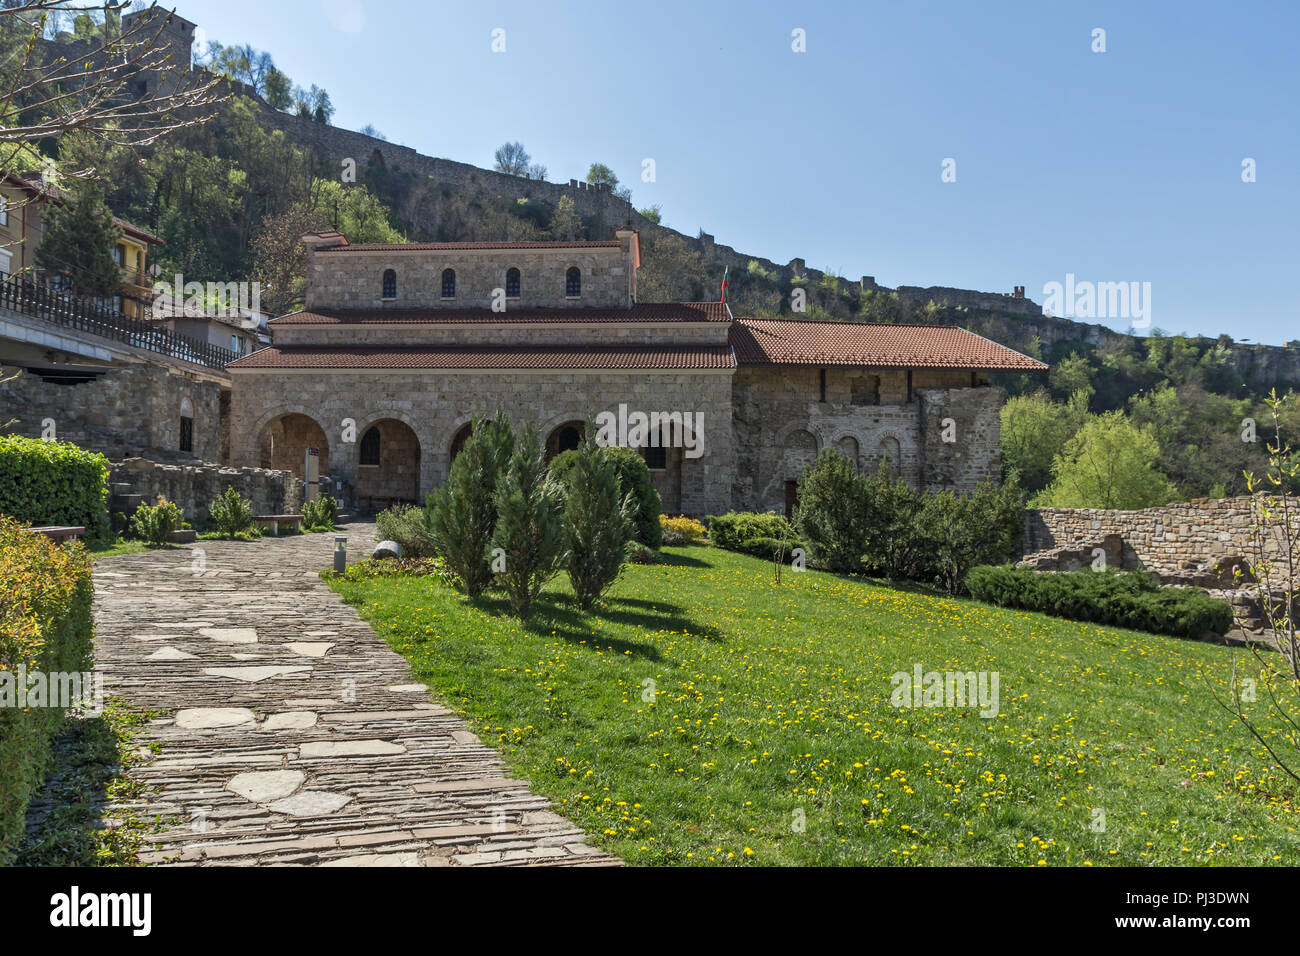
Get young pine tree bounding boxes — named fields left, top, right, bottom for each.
left=492, top=422, right=568, bottom=618
left=35, top=180, right=124, bottom=298
left=428, top=412, right=513, bottom=596
left=565, top=432, right=634, bottom=609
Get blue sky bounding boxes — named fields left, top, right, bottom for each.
left=171, top=0, right=1298, bottom=344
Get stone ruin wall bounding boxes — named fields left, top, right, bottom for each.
left=1022, top=497, right=1296, bottom=576
left=112, top=458, right=302, bottom=526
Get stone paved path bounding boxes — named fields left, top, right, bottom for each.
left=92, top=523, right=618, bottom=867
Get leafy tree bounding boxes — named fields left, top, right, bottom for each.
left=1034, top=412, right=1176, bottom=509
left=586, top=162, right=618, bottom=189
left=1048, top=352, right=1094, bottom=401
left=249, top=205, right=320, bottom=316
left=916, top=477, right=1024, bottom=595
left=494, top=141, right=531, bottom=176
left=428, top=413, right=514, bottom=597
left=638, top=205, right=662, bottom=224
left=564, top=430, right=633, bottom=609
left=309, top=86, right=334, bottom=124
left=492, top=423, right=568, bottom=618
left=1000, top=390, right=1087, bottom=492
left=549, top=194, right=581, bottom=241
left=264, top=67, right=294, bottom=110
left=34, top=180, right=122, bottom=298
left=1129, top=383, right=1261, bottom=497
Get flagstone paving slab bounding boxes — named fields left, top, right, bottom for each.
left=93, top=523, right=618, bottom=867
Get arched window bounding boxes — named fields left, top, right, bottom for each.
left=382, top=269, right=397, bottom=299
left=565, top=266, right=581, bottom=298
left=359, top=426, right=381, bottom=466
left=505, top=267, right=520, bottom=298
left=441, top=268, right=456, bottom=299
left=179, top=396, right=194, bottom=454
left=557, top=425, right=582, bottom=453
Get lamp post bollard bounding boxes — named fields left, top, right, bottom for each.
left=334, top=535, right=347, bottom=573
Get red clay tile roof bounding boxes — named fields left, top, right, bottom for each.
left=269, top=302, right=731, bottom=325
left=317, top=240, right=622, bottom=252
left=227, top=344, right=735, bottom=371
left=729, top=318, right=1049, bottom=371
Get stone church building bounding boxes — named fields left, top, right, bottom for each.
left=228, top=230, right=1046, bottom=515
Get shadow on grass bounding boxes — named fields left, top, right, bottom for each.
left=466, top=589, right=724, bottom=661
left=656, top=548, right=714, bottom=569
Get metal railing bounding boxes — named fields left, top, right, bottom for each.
left=0, top=278, right=239, bottom=370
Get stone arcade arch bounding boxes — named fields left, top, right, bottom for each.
left=544, top=420, right=585, bottom=460
left=355, top=418, right=421, bottom=511
left=259, top=412, right=330, bottom=479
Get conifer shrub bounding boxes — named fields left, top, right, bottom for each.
left=428, top=413, right=514, bottom=592
left=551, top=444, right=662, bottom=548
left=493, top=423, right=568, bottom=618
left=964, top=565, right=1233, bottom=638
left=565, top=432, right=633, bottom=609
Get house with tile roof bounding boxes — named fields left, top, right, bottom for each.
left=228, top=230, right=1047, bottom=515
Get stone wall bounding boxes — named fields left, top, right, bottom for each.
left=730, top=368, right=1003, bottom=512
left=229, top=367, right=735, bottom=515
left=916, top=386, right=1005, bottom=493
left=0, top=360, right=224, bottom=463
left=1022, top=496, right=1296, bottom=575
left=305, top=243, right=636, bottom=312
left=112, top=458, right=302, bottom=525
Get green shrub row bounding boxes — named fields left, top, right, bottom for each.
left=0, top=436, right=109, bottom=544
left=0, top=516, right=95, bottom=863
left=964, top=565, right=1234, bottom=638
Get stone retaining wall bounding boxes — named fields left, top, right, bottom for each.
left=1022, top=496, right=1296, bottom=574
left=1, top=361, right=224, bottom=463
left=113, top=458, right=302, bottom=525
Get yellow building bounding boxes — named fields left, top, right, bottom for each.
left=0, top=171, right=163, bottom=318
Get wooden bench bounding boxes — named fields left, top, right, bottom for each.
left=29, top=526, right=85, bottom=543
left=252, top=515, right=303, bottom=536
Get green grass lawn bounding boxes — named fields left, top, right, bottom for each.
left=328, top=546, right=1300, bottom=866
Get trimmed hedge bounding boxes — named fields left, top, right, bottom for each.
left=0, top=516, right=95, bottom=863
left=707, top=511, right=796, bottom=552
left=0, top=436, right=109, bottom=544
left=964, top=565, right=1234, bottom=639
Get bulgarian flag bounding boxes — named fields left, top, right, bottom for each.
left=720, top=266, right=729, bottom=303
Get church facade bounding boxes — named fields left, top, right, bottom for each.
left=227, top=230, right=1047, bottom=515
